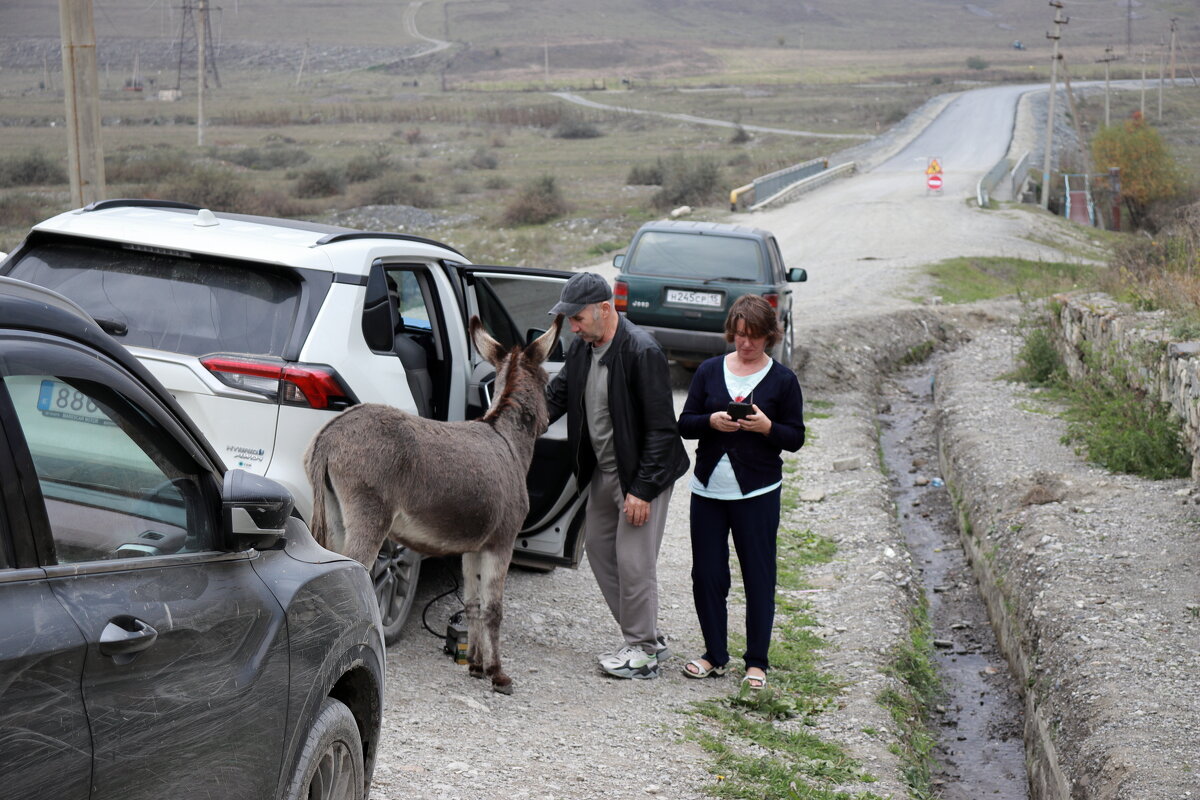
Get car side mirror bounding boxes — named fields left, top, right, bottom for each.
left=787, top=268, right=807, bottom=283
left=525, top=328, right=564, bottom=361
left=612, top=253, right=625, bottom=269
left=222, top=469, right=294, bottom=551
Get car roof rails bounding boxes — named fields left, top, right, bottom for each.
left=313, top=231, right=464, bottom=258
left=81, top=199, right=203, bottom=212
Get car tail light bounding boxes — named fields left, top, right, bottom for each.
left=762, top=292, right=780, bottom=308
left=614, top=280, right=628, bottom=312
left=200, top=356, right=355, bottom=410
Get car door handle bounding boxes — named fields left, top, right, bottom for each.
left=99, top=615, right=159, bottom=664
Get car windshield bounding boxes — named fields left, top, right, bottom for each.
left=625, top=231, right=766, bottom=281
left=8, top=241, right=301, bottom=357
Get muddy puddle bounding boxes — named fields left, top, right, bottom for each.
left=877, top=358, right=1028, bottom=799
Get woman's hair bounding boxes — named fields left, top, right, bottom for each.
left=723, top=294, right=781, bottom=348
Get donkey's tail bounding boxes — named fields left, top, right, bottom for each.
left=303, top=437, right=332, bottom=549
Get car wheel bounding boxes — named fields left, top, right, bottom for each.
left=372, top=540, right=421, bottom=646
left=285, top=697, right=364, bottom=800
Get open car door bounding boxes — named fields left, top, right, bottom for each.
left=449, top=265, right=587, bottom=571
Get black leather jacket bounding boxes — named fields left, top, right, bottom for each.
left=545, top=316, right=689, bottom=502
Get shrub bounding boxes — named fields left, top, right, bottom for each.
left=0, top=150, right=68, bottom=187
left=501, top=175, right=568, bottom=226
left=626, top=159, right=664, bottom=186
left=966, top=56, right=989, bottom=70
left=553, top=119, right=603, bottom=139
left=730, top=125, right=751, bottom=144
left=106, top=148, right=191, bottom=184
left=1012, top=324, right=1066, bottom=386
left=0, top=192, right=58, bottom=227
left=469, top=147, right=499, bottom=170
left=159, top=165, right=249, bottom=211
left=224, top=146, right=311, bottom=171
left=294, top=167, right=345, bottom=198
left=1091, top=113, right=1182, bottom=230
left=345, top=153, right=386, bottom=183
left=483, top=175, right=510, bottom=191
left=651, top=155, right=721, bottom=210
left=363, top=174, right=438, bottom=208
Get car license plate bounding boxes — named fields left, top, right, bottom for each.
left=665, top=289, right=722, bottom=308
left=36, top=379, right=114, bottom=426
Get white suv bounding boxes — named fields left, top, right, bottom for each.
left=2, top=199, right=589, bottom=643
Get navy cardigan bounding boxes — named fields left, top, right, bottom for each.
left=678, top=356, right=805, bottom=495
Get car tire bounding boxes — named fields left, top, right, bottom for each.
left=372, top=540, right=422, bottom=646
left=285, top=697, right=365, bottom=800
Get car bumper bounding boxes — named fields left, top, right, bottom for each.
left=640, top=325, right=731, bottom=365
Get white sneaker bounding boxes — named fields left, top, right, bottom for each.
left=599, top=645, right=659, bottom=679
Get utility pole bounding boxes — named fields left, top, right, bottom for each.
left=1140, top=47, right=1147, bottom=117
left=1097, top=46, right=1120, bottom=126
left=1157, top=37, right=1165, bottom=121
left=58, top=0, right=106, bottom=206
left=1126, top=0, right=1133, bottom=57
left=295, top=39, right=309, bottom=88
left=1168, top=18, right=1178, bottom=86
left=1041, top=1, right=1067, bottom=210
left=197, top=0, right=206, bottom=146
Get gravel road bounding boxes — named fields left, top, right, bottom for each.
left=366, top=85, right=1198, bottom=800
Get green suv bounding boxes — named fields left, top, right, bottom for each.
left=612, top=220, right=806, bottom=368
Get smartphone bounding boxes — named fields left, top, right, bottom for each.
left=727, top=401, right=753, bottom=421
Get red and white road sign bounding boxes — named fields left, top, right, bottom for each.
left=927, top=173, right=943, bottom=190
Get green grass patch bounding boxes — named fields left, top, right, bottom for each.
left=878, top=597, right=941, bottom=800
left=688, top=521, right=885, bottom=799
left=925, top=256, right=1100, bottom=304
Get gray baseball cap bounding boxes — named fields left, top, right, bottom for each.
left=549, top=272, right=612, bottom=316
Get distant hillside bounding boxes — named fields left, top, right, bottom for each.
left=0, top=0, right=1195, bottom=79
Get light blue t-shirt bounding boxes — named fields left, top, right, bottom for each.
left=690, top=358, right=781, bottom=500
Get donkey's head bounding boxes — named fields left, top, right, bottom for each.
left=471, top=314, right=564, bottom=436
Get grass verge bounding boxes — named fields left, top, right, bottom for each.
left=688, top=518, right=886, bottom=800
left=877, top=596, right=941, bottom=800
left=925, top=256, right=1101, bottom=304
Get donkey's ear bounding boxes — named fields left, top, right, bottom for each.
left=525, top=313, right=563, bottom=365
left=469, top=316, right=506, bottom=365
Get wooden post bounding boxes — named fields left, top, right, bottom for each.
left=58, top=0, right=106, bottom=207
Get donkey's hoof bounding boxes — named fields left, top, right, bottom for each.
left=491, top=677, right=514, bottom=695
left=468, top=666, right=485, bottom=680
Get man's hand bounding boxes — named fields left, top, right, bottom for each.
left=624, top=493, right=650, bottom=526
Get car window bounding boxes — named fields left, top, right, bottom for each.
left=391, top=270, right=433, bottom=331
left=6, top=241, right=302, bottom=357
left=626, top=231, right=766, bottom=281
left=3, top=372, right=214, bottom=564
left=473, top=274, right=576, bottom=352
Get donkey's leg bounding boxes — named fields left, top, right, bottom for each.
left=461, top=551, right=484, bottom=679
left=477, top=548, right=513, bottom=694
left=334, top=485, right=393, bottom=568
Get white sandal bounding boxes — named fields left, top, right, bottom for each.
left=682, top=659, right=727, bottom=679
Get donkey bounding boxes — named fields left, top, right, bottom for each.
left=303, top=314, right=563, bottom=695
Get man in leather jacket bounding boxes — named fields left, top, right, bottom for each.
left=546, top=272, right=690, bottom=680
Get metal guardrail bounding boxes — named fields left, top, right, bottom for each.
left=1009, top=150, right=1032, bottom=201
left=731, top=156, right=829, bottom=211
left=749, top=161, right=855, bottom=211
left=976, top=156, right=1011, bottom=208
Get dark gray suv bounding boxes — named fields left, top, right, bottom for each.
left=0, top=277, right=384, bottom=800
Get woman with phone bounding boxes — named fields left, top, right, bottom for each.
left=677, top=294, right=806, bottom=690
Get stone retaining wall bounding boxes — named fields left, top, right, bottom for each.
left=1050, top=292, right=1200, bottom=478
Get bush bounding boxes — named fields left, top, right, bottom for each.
left=469, top=147, right=499, bottom=170
left=345, top=154, right=386, bottom=184
left=553, top=119, right=603, bottom=139
left=730, top=125, right=751, bottom=144
left=224, top=146, right=311, bottom=171
left=651, top=155, right=721, bottom=210
left=1092, top=113, right=1182, bottom=230
left=294, top=167, right=345, bottom=198
left=626, top=159, right=664, bottom=186
left=483, top=175, right=510, bottom=191
left=501, top=175, right=568, bottom=226
left=0, top=192, right=58, bottom=227
left=966, top=56, right=989, bottom=70
left=106, top=148, right=191, bottom=184
left=1012, top=324, right=1066, bottom=387
left=0, top=150, right=68, bottom=188
left=159, top=165, right=249, bottom=211
left=362, top=174, right=438, bottom=208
